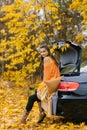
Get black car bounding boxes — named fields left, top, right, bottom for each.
left=55, top=41, right=87, bottom=121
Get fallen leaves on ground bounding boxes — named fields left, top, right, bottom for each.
left=0, top=81, right=87, bottom=130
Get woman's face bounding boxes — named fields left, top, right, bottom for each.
left=40, top=48, right=49, bottom=58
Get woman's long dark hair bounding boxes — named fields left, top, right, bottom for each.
left=39, top=44, right=59, bottom=79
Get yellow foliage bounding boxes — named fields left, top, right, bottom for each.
left=69, top=0, right=81, bottom=10
left=70, top=0, right=87, bottom=26
left=50, top=48, right=55, bottom=53
left=57, top=26, right=62, bottom=30
left=75, top=34, right=84, bottom=42
left=1, top=29, right=6, bottom=35
left=57, top=43, right=70, bottom=52
left=0, top=83, right=87, bottom=129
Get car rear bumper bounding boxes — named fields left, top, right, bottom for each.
left=58, top=97, right=87, bottom=120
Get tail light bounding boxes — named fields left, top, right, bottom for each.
left=58, top=81, right=79, bottom=92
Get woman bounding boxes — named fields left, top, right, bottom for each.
left=20, top=44, right=60, bottom=124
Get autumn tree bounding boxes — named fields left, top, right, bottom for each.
left=0, top=0, right=86, bottom=82
left=70, top=0, right=87, bottom=60
left=0, top=0, right=61, bottom=82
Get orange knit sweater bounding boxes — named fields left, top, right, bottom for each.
left=43, top=56, right=60, bottom=81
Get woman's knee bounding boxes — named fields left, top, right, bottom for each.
left=28, top=93, right=37, bottom=102
left=28, top=95, right=34, bottom=102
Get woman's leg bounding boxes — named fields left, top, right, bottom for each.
left=26, top=93, right=46, bottom=123
left=26, top=93, right=41, bottom=112
left=38, top=102, right=44, bottom=113
left=20, top=93, right=40, bottom=123
left=37, top=102, right=46, bottom=123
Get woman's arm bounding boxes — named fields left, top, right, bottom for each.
left=43, top=56, right=60, bottom=81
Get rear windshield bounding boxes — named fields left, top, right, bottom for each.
left=80, top=61, right=87, bottom=73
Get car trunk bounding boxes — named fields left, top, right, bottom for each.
left=56, top=41, right=82, bottom=76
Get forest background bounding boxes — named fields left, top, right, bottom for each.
left=0, top=0, right=87, bottom=130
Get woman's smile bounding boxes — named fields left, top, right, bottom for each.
left=40, top=48, right=48, bottom=58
